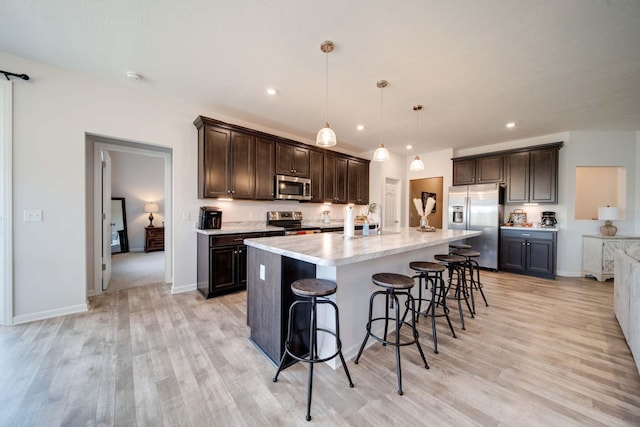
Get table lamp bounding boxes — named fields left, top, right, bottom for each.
left=144, top=202, right=159, bottom=227
left=597, top=206, right=618, bottom=236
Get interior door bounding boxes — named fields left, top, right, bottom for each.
left=384, top=178, right=400, bottom=229
left=102, top=150, right=112, bottom=291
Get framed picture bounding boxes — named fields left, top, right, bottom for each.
left=421, top=192, right=437, bottom=213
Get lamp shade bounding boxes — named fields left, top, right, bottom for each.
left=372, top=143, right=390, bottom=162
left=144, top=202, right=159, bottom=213
left=597, top=206, right=618, bottom=221
left=409, top=156, right=424, bottom=171
left=316, top=124, right=337, bottom=147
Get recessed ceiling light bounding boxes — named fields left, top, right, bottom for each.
left=266, top=88, right=277, bottom=95
left=356, top=125, right=364, bottom=131
left=126, top=71, right=141, bottom=81
left=506, top=122, right=516, bottom=128
left=406, top=145, right=412, bottom=150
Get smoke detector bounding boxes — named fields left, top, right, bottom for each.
left=126, top=71, right=142, bottom=82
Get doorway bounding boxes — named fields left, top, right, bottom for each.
left=384, top=178, right=401, bottom=229
left=89, top=135, right=172, bottom=296
left=409, top=177, right=444, bottom=228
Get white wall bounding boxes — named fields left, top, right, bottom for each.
left=110, top=151, right=165, bottom=251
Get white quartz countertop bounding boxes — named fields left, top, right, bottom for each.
left=244, top=228, right=481, bottom=267
left=501, top=226, right=558, bottom=232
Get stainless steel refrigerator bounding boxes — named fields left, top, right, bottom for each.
left=448, top=183, right=504, bottom=270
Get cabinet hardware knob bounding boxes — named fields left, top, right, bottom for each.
left=232, top=190, right=235, bottom=194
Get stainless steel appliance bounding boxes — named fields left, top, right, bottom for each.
left=274, top=175, right=312, bottom=201
left=448, top=183, right=504, bottom=270
left=198, top=206, right=222, bottom=229
left=541, top=211, right=557, bottom=228
left=267, top=211, right=321, bottom=235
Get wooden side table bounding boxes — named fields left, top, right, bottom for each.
left=145, top=226, right=165, bottom=252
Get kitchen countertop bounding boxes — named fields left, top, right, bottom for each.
left=501, top=226, right=558, bottom=232
left=194, top=221, right=377, bottom=235
left=244, top=227, right=481, bottom=266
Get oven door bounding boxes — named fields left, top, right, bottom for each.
left=275, top=175, right=312, bottom=201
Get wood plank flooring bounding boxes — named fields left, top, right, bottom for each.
left=1, top=272, right=639, bottom=426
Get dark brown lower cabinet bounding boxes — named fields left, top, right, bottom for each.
left=500, top=229, right=557, bottom=279
left=198, top=231, right=284, bottom=298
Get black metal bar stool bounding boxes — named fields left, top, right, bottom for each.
left=354, top=273, right=429, bottom=395
left=273, top=278, right=354, bottom=422
left=449, top=242, right=472, bottom=253
left=402, top=261, right=456, bottom=354
left=434, top=254, right=474, bottom=330
left=452, top=248, right=489, bottom=314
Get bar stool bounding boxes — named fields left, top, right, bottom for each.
left=354, top=273, right=429, bottom=395
left=434, top=254, right=474, bottom=330
left=449, top=242, right=472, bottom=253
left=403, top=261, right=456, bottom=354
left=452, top=248, right=489, bottom=314
left=273, top=278, right=354, bottom=422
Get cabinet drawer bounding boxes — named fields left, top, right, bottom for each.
left=210, top=233, right=261, bottom=247
left=502, top=229, right=555, bottom=240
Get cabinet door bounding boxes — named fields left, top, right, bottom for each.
left=309, top=150, right=324, bottom=203
left=276, top=142, right=310, bottom=177
left=453, top=159, right=476, bottom=185
left=323, top=154, right=336, bottom=203
left=335, top=157, right=348, bottom=204
left=603, top=239, right=623, bottom=275
left=505, top=152, right=530, bottom=203
left=236, top=246, right=248, bottom=287
left=229, top=131, right=255, bottom=199
left=500, top=235, right=527, bottom=272
left=529, top=148, right=557, bottom=203
left=347, top=159, right=368, bottom=205
left=200, top=126, right=230, bottom=198
left=476, top=155, right=504, bottom=184
left=292, top=146, right=310, bottom=178
left=527, top=238, right=555, bottom=276
left=255, top=137, right=276, bottom=200
left=210, top=246, right=236, bottom=291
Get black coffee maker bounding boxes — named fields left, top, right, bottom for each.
left=199, top=207, right=222, bottom=229
left=541, top=211, right=557, bottom=228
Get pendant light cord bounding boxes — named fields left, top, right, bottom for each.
left=379, top=86, right=384, bottom=144
left=325, top=49, right=329, bottom=125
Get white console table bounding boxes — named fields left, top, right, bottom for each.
left=582, top=235, right=640, bottom=281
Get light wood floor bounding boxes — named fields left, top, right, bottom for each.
left=1, top=272, right=639, bottom=426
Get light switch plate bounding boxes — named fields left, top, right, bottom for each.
left=24, top=209, right=43, bottom=222
left=259, top=264, right=265, bottom=281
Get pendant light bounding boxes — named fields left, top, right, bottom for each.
left=409, top=104, right=425, bottom=171
left=372, top=80, right=390, bottom=161
left=316, top=40, right=337, bottom=147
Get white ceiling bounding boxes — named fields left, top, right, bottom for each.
left=2, top=0, right=640, bottom=156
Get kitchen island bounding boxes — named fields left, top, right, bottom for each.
left=244, top=228, right=481, bottom=368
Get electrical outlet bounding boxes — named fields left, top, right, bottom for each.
left=24, top=209, right=43, bottom=222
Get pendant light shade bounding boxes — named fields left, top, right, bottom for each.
left=316, top=41, right=337, bottom=147
left=410, top=155, right=424, bottom=171
left=409, top=105, right=425, bottom=171
left=372, top=80, right=390, bottom=162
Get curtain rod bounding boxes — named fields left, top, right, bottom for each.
left=0, top=70, right=30, bottom=81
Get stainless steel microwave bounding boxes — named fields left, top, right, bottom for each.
left=274, top=175, right=312, bottom=201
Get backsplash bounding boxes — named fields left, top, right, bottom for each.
left=504, top=204, right=559, bottom=227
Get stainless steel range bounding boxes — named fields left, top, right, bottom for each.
left=267, top=211, right=321, bottom=235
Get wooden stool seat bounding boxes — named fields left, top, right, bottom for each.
left=409, top=261, right=446, bottom=273
left=434, top=254, right=466, bottom=264
left=449, top=243, right=472, bottom=250
left=291, top=278, right=337, bottom=297
left=372, top=273, right=414, bottom=289
left=452, top=249, right=481, bottom=258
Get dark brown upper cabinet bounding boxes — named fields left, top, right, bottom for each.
left=309, top=150, right=324, bottom=203
left=255, top=137, right=276, bottom=200
left=452, top=155, right=504, bottom=186
left=276, top=142, right=310, bottom=178
left=347, top=159, right=369, bottom=205
left=505, top=147, right=558, bottom=204
left=197, top=125, right=255, bottom=199
left=324, top=154, right=348, bottom=204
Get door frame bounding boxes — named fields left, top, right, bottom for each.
left=92, top=139, right=173, bottom=295
left=0, top=80, right=12, bottom=325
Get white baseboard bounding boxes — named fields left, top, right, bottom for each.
left=171, top=282, right=197, bottom=294
left=12, top=303, right=89, bottom=325
left=556, top=270, right=584, bottom=278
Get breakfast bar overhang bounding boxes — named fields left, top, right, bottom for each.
left=244, top=228, right=482, bottom=369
